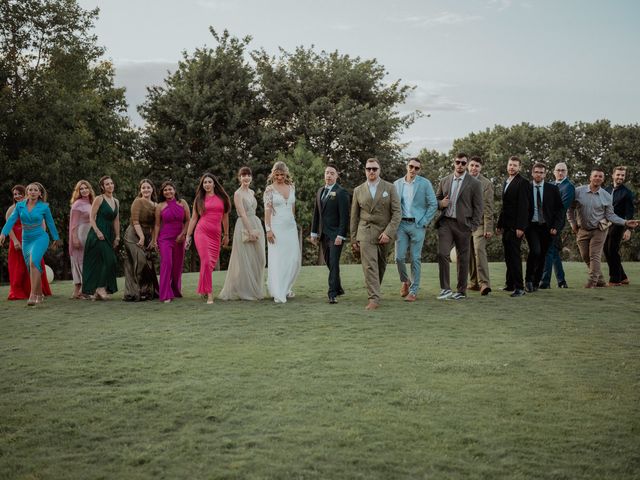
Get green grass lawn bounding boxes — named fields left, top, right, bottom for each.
left=1, top=262, right=639, bottom=479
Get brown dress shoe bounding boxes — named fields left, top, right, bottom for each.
left=404, top=293, right=417, bottom=302
left=400, top=282, right=410, bottom=297
left=480, top=286, right=491, bottom=296
left=467, top=284, right=481, bottom=291
left=365, top=301, right=379, bottom=310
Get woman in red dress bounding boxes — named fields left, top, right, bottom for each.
left=4, top=185, right=52, bottom=300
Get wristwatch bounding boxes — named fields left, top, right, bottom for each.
left=265, top=225, right=271, bottom=232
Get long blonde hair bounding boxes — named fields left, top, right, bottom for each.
left=70, top=180, right=96, bottom=206
left=267, top=161, right=293, bottom=185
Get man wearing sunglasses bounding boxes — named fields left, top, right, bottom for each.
left=351, top=158, right=401, bottom=310
left=393, top=157, right=438, bottom=302
left=434, top=153, right=483, bottom=300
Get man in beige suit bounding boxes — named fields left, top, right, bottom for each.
left=467, top=156, right=494, bottom=295
left=435, top=153, right=483, bottom=300
left=351, top=158, right=402, bottom=310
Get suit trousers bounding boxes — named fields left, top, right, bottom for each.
left=525, top=223, right=552, bottom=285
left=469, top=234, right=491, bottom=288
left=360, top=241, right=392, bottom=303
left=437, top=217, right=471, bottom=293
left=603, top=225, right=627, bottom=283
left=541, top=234, right=566, bottom=286
left=502, top=228, right=524, bottom=290
left=576, top=228, right=607, bottom=286
left=321, top=235, right=344, bottom=297
left=395, top=220, right=426, bottom=295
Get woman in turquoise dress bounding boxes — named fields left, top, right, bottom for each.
left=82, top=176, right=120, bottom=300
left=0, top=182, right=61, bottom=306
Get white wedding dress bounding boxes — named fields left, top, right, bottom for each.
left=264, top=185, right=301, bottom=303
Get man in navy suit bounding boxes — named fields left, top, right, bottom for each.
left=393, top=157, right=438, bottom=302
left=310, top=164, right=350, bottom=304
left=524, top=163, right=563, bottom=292
left=496, top=156, right=530, bottom=297
left=539, top=162, right=575, bottom=289
left=435, top=153, right=483, bottom=300
left=604, top=166, right=635, bottom=285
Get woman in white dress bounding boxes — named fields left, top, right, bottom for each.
left=264, top=161, right=301, bottom=303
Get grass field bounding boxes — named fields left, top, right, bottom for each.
left=1, top=262, right=639, bottom=479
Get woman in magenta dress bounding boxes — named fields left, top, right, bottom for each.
left=68, top=180, right=95, bottom=299
left=4, top=185, right=52, bottom=300
left=185, top=173, right=230, bottom=304
left=152, top=181, right=191, bottom=303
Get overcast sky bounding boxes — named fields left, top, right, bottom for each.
left=77, top=0, right=640, bottom=154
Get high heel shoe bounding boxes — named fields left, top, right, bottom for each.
left=27, top=295, right=37, bottom=306
left=35, top=295, right=45, bottom=305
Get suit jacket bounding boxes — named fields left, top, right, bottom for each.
left=497, top=173, right=530, bottom=231
left=528, top=181, right=564, bottom=231
left=311, top=183, right=350, bottom=240
left=393, top=175, right=438, bottom=228
left=350, top=179, right=401, bottom=244
left=556, top=177, right=575, bottom=231
left=605, top=184, right=635, bottom=220
left=472, top=174, right=494, bottom=237
left=434, top=173, right=483, bottom=231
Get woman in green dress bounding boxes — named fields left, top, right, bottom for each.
left=123, top=179, right=159, bottom=301
left=82, top=176, right=120, bottom=300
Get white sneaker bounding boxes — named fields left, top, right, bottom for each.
left=450, top=292, right=466, bottom=300
left=437, top=289, right=453, bottom=300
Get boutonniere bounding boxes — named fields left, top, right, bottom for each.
left=329, top=192, right=336, bottom=198
left=382, top=191, right=389, bottom=198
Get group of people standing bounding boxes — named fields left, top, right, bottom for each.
left=1, top=155, right=637, bottom=309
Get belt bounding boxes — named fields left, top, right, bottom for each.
left=401, top=218, right=415, bottom=223
left=22, top=223, right=41, bottom=231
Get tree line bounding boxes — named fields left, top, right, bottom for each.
left=1, top=0, right=638, bottom=282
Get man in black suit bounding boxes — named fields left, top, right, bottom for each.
left=604, top=166, right=635, bottom=285
left=310, top=164, right=350, bottom=304
left=524, top=163, right=563, bottom=292
left=496, top=156, right=530, bottom=297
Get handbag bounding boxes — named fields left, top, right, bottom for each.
left=598, top=219, right=612, bottom=231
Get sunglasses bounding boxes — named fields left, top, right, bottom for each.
left=455, top=160, right=468, bottom=166
left=408, top=165, right=421, bottom=171
left=365, top=167, right=379, bottom=172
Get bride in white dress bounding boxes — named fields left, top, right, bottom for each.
left=264, top=161, right=301, bottom=303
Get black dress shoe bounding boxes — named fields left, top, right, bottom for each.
left=329, top=296, right=338, bottom=304
left=510, top=289, right=526, bottom=297
left=501, top=286, right=515, bottom=292
left=538, top=282, right=550, bottom=289
left=558, top=281, right=568, bottom=288
left=525, top=282, right=535, bottom=293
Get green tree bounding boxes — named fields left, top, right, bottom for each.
left=0, top=0, right=140, bottom=279
left=253, top=46, right=417, bottom=188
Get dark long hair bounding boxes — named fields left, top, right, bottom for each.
left=137, top=178, right=157, bottom=202
left=159, top=180, right=180, bottom=202
left=194, top=173, right=231, bottom=216
left=11, top=185, right=26, bottom=205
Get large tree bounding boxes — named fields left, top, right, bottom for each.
left=0, top=0, right=140, bottom=279
left=253, top=46, right=417, bottom=188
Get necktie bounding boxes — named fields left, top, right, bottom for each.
left=321, top=187, right=330, bottom=203
left=536, top=185, right=544, bottom=223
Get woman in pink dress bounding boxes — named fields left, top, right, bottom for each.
left=152, top=181, right=191, bottom=303
left=68, top=180, right=95, bottom=299
left=185, top=173, right=230, bottom=304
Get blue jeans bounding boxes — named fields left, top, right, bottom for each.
left=540, top=236, right=565, bottom=286
left=395, top=221, right=426, bottom=295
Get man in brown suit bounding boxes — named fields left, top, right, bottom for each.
left=467, top=156, right=494, bottom=295
left=435, top=153, right=483, bottom=300
left=351, top=158, right=402, bottom=310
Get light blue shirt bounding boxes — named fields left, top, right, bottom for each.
left=532, top=181, right=544, bottom=222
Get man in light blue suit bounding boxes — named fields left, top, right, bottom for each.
left=394, top=157, right=438, bottom=302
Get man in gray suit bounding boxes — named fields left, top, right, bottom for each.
left=435, top=153, right=483, bottom=300
left=351, top=158, right=402, bottom=310
left=394, top=157, right=438, bottom=302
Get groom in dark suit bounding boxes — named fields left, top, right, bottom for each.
left=310, top=164, right=351, bottom=304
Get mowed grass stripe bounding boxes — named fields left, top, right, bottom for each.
left=1, top=262, right=639, bottom=479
